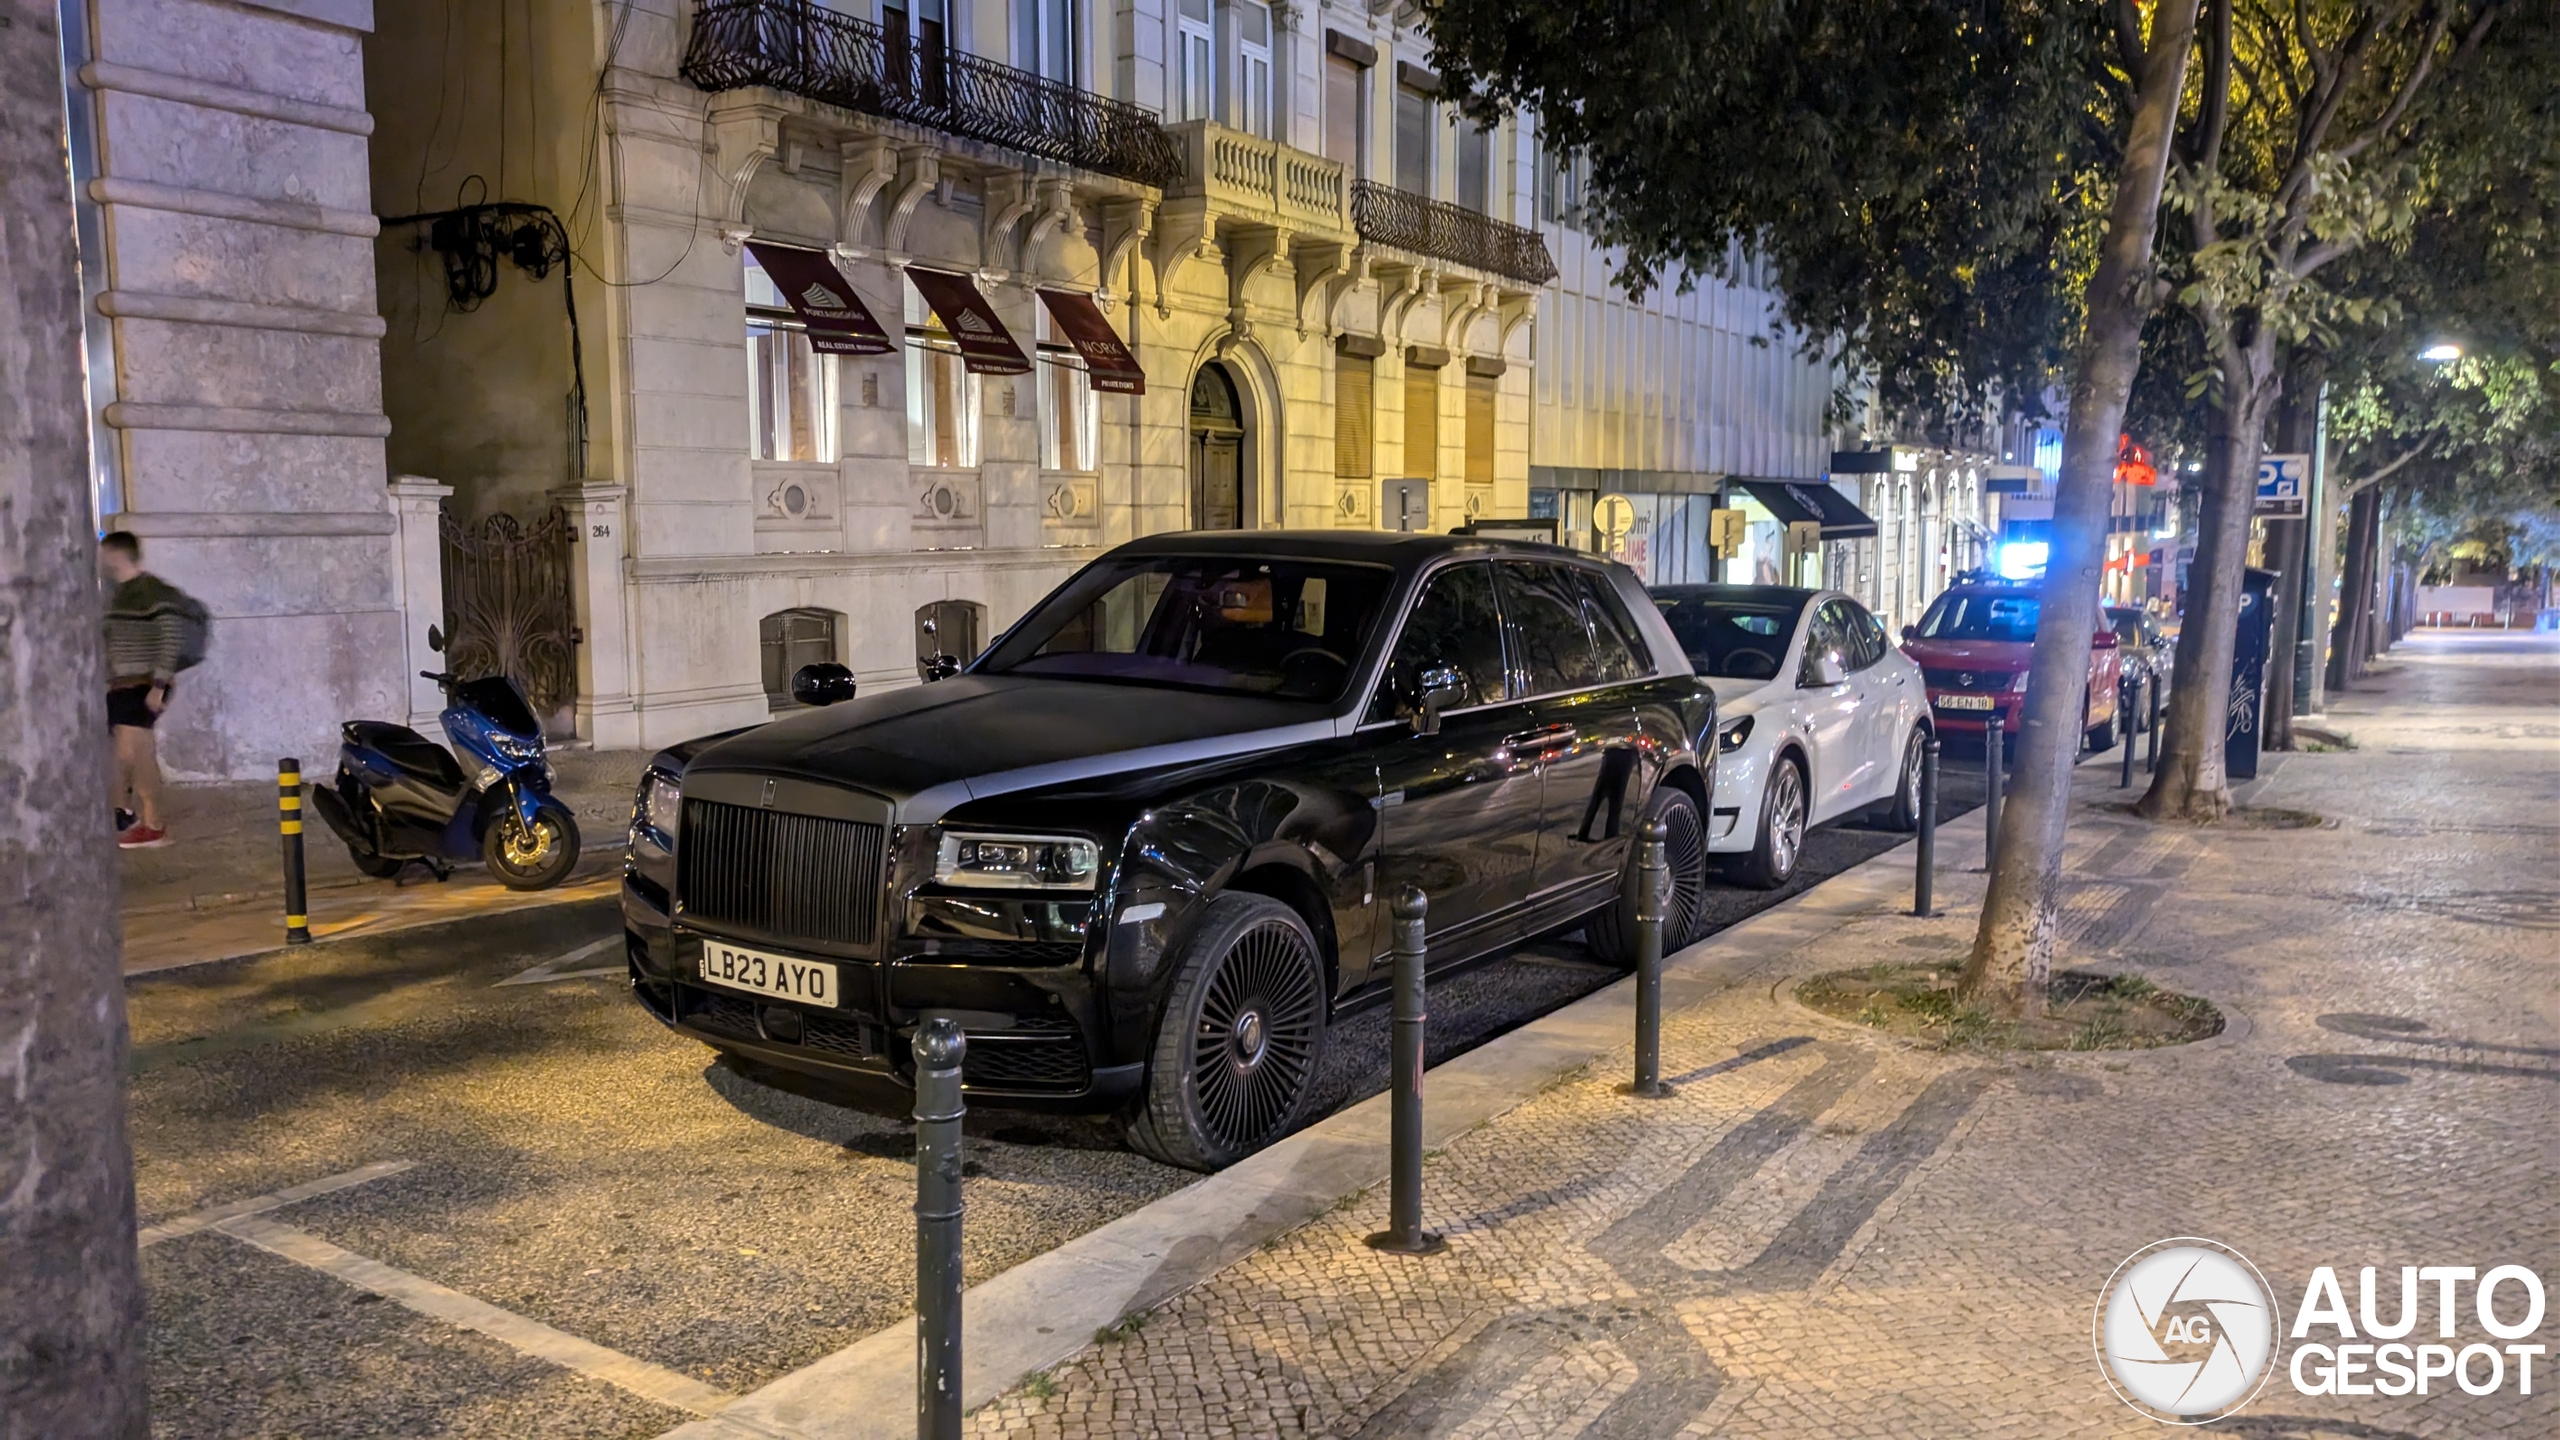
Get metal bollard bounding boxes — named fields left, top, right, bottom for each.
left=2146, top=675, right=2162, bottom=773
left=1983, top=715, right=2004, bottom=870
left=1626, top=816, right=1672, bottom=1100
left=1913, top=736, right=1940, bottom=917
left=913, top=1015, right=967, bottom=1440
left=1364, top=887, right=1444, bottom=1256
left=279, top=759, right=311, bottom=945
left=2118, top=676, right=2137, bottom=789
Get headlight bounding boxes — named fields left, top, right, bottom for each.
left=1718, top=715, right=1755, bottom=752
left=633, top=769, right=682, bottom=845
left=934, top=831, right=1100, bottom=890
left=2010, top=671, right=2034, bottom=693
left=490, top=732, right=544, bottom=763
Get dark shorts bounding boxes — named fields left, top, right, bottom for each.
left=107, top=685, right=162, bottom=730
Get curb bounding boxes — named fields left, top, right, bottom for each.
left=658, top=808, right=1987, bottom=1440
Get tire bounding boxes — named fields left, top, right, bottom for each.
left=1880, top=727, right=1927, bottom=832
left=1124, top=892, right=1329, bottom=1172
left=1586, top=785, right=1711, bottom=966
left=349, top=848, right=405, bottom=879
left=483, top=799, right=581, bottom=890
left=2084, top=695, right=2119, bottom=753
left=1731, top=752, right=1808, bottom=890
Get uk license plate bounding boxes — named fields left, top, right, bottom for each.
left=1937, top=694, right=1996, bottom=711
left=698, top=940, right=840, bottom=1008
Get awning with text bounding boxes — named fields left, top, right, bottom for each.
left=743, top=242, right=895, bottom=356
left=1034, top=289, right=1145, bottom=394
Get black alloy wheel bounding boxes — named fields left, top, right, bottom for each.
left=1587, top=785, right=1711, bottom=965
left=1126, top=892, right=1329, bottom=1171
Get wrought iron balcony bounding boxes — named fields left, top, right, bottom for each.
left=1350, top=181, right=1557, bottom=286
left=683, top=0, right=1183, bottom=190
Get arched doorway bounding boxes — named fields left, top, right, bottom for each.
left=1189, top=363, right=1248, bottom=530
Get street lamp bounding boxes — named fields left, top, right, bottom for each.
left=2419, top=342, right=2463, bottom=363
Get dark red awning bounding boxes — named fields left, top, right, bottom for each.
left=1035, top=289, right=1146, bottom=394
left=904, top=267, right=1032, bottom=376
left=744, top=242, right=895, bottom=356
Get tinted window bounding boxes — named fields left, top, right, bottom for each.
left=1499, top=562, right=1602, bottom=694
left=1653, top=596, right=1807, bottom=681
left=1841, top=599, right=1889, bottom=670
left=1367, top=562, right=1509, bottom=723
left=1800, top=602, right=1853, bottom=684
left=1917, top=590, right=2040, bottom=642
left=1573, top=569, right=1653, bottom=682
left=983, top=555, right=1393, bottom=701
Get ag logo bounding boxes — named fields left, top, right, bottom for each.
left=2096, top=1238, right=2281, bottom=1424
left=799, top=282, right=848, bottom=313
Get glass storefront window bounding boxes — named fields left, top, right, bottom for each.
left=1036, top=306, right=1098, bottom=474
left=906, top=285, right=981, bottom=469
left=745, top=254, right=838, bottom=463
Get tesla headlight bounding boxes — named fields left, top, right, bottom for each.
left=934, top=831, right=1100, bottom=890
left=1718, top=715, right=1755, bottom=752
left=633, top=769, right=682, bottom=846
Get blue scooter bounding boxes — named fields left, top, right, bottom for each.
left=309, top=626, right=582, bottom=889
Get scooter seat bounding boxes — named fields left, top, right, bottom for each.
left=343, top=720, right=467, bottom=789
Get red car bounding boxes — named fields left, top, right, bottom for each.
left=1899, top=582, right=2125, bottom=754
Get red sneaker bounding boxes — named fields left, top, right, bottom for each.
left=117, top=824, right=169, bottom=849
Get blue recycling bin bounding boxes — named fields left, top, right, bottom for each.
left=2226, top=567, right=2278, bottom=781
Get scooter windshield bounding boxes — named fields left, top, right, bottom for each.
left=454, top=675, right=542, bottom=738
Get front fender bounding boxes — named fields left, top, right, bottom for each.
left=499, top=770, right=553, bottom=833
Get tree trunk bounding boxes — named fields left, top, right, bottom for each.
left=2136, top=338, right=2280, bottom=823
left=0, top=16, right=151, bottom=1436
left=2258, top=368, right=2319, bottom=750
left=2327, top=486, right=2381, bottom=691
left=1959, top=0, right=2204, bottom=1010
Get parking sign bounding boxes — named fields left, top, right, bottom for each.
left=2255, top=454, right=2309, bottom=517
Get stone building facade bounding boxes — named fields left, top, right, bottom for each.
left=64, top=0, right=404, bottom=779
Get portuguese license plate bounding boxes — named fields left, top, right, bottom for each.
left=1937, top=694, right=1996, bottom=711
left=698, top=940, right=840, bottom=1008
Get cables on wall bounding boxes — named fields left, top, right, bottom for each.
left=381, top=197, right=590, bottom=478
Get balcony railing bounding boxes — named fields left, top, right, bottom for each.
left=1350, top=181, right=1557, bottom=286
left=683, top=0, right=1183, bottom=190
left=1165, top=121, right=1348, bottom=234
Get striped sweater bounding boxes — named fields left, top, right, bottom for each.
left=104, top=574, right=187, bottom=687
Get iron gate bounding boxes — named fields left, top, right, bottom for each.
left=439, top=504, right=578, bottom=733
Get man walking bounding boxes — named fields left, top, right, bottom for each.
left=101, top=530, right=185, bottom=846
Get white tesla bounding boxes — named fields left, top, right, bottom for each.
left=1649, top=585, right=1932, bottom=887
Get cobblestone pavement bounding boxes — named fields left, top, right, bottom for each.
left=966, top=632, right=2559, bottom=1438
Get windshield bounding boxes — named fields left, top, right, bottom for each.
left=1652, top=596, right=1808, bottom=680
left=1918, top=591, right=2041, bottom=643
left=978, top=555, right=1396, bottom=702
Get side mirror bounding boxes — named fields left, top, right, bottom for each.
left=919, top=653, right=961, bottom=683
left=790, top=662, right=858, bottom=707
left=1412, top=664, right=1466, bottom=736
left=1900, top=625, right=1917, bottom=644
left=427, top=623, right=446, bottom=654
left=1802, top=653, right=1846, bottom=689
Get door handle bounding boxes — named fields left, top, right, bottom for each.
left=1502, top=724, right=1576, bottom=755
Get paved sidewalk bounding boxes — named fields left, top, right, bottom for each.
left=867, top=633, right=2551, bottom=1438
left=120, top=747, right=649, bottom=974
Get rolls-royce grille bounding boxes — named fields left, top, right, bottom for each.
left=678, top=798, right=885, bottom=948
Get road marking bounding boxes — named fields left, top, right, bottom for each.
left=215, top=1213, right=738, bottom=1417
left=139, top=1160, right=416, bottom=1248
left=496, top=935, right=624, bottom=986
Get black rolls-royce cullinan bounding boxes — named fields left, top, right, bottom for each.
left=622, top=531, right=1718, bottom=1169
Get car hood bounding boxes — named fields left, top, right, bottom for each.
left=1901, top=639, right=2029, bottom=673
left=682, top=674, right=1339, bottom=823
left=1703, top=675, right=1779, bottom=718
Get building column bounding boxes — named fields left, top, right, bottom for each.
left=552, top=481, right=638, bottom=749
left=387, top=476, right=452, bottom=731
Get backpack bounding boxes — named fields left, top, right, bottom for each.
left=168, top=587, right=212, bottom=672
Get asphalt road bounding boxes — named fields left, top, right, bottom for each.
left=125, top=758, right=2025, bottom=1438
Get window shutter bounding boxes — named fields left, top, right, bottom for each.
left=1335, top=355, right=1374, bottom=478
left=1465, top=372, right=1496, bottom=484
left=1404, top=361, right=1438, bottom=480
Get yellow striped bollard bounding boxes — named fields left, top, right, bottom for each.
left=280, top=758, right=311, bottom=945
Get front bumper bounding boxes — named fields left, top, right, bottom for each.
left=621, top=873, right=1144, bottom=1113
left=1924, top=692, right=2023, bottom=734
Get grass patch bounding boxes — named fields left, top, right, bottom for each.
left=1022, top=1372, right=1057, bottom=1400
left=1795, top=964, right=2220, bottom=1053
left=1094, top=1312, right=1148, bottom=1344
